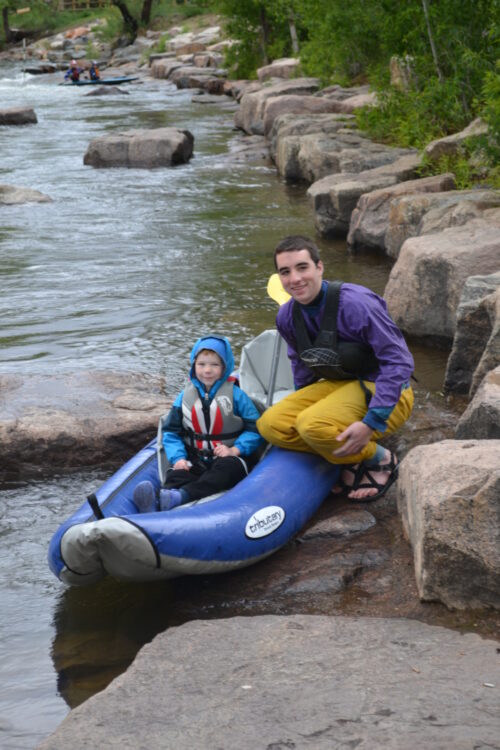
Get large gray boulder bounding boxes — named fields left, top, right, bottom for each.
left=424, top=117, right=489, bottom=162
left=320, top=83, right=371, bottom=100
left=330, top=91, right=377, bottom=113
left=257, top=57, right=300, bottom=82
left=455, top=365, right=500, bottom=439
left=37, top=615, right=500, bottom=750
left=84, top=86, right=129, bottom=97
left=263, top=94, right=345, bottom=136
left=307, top=153, right=421, bottom=237
left=398, top=440, right=500, bottom=610
left=192, top=52, right=224, bottom=68
left=235, top=78, right=319, bottom=135
left=167, top=26, right=220, bottom=53
left=276, top=127, right=413, bottom=184
left=347, top=173, right=456, bottom=251
left=223, top=79, right=261, bottom=101
left=269, top=112, right=355, bottom=161
left=385, top=189, right=500, bottom=259
left=169, top=66, right=227, bottom=90
left=0, top=184, right=52, bottom=204
left=445, top=273, right=500, bottom=395
left=150, top=58, right=182, bottom=79
left=222, top=133, right=271, bottom=164
left=83, top=128, right=194, bottom=168
left=0, top=106, right=37, bottom=125
left=384, top=219, right=500, bottom=341
left=0, top=372, right=170, bottom=474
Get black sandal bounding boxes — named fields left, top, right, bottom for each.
left=347, top=451, right=399, bottom=503
left=331, top=465, right=355, bottom=494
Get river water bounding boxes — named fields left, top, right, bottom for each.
left=0, top=63, right=450, bottom=748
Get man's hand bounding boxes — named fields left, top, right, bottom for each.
left=333, top=422, right=373, bottom=457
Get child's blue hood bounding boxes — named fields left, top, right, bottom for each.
left=189, top=335, right=235, bottom=397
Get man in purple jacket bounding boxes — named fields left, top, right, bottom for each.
left=257, top=235, right=414, bottom=501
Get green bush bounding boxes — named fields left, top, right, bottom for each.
left=480, top=61, right=500, bottom=162
left=356, top=74, right=478, bottom=150
left=222, top=38, right=260, bottom=79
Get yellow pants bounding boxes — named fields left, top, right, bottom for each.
left=257, top=380, right=414, bottom=466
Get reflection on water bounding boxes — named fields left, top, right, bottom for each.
left=0, top=61, right=453, bottom=749
left=52, top=578, right=176, bottom=708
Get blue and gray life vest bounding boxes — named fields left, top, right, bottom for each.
left=293, top=281, right=379, bottom=381
left=181, top=380, right=244, bottom=457
left=156, top=380, right=245, bottom=485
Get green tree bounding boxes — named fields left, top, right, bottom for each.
left=111, top=0, right=139, bottom=39
left=296, top=0, right=500, bottom=145
left=1, top=0, right=34, bottom=43
left=216, top=0, right=500, bottom=148
left=216, top=0, right=304, bottom=77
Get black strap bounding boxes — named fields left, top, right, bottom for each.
left=313, top=281, right=342, bottom=349
left=293, top=281, right=342, bottom=350
left=185, top=427, right=243, bottom=442
left=357, top=378, right=373, bottom=408
left=87, top=493, right=104, bottom=520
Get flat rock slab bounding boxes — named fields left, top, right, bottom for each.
left=37, top=615, right=500, bottom=749
left=0, top=371, right=170, bottom=474
left=0, top=106, right=37, bottom=125
left=300, top=507, right=376, bottom=539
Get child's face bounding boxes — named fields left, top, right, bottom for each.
left=194, top=351, right=223, bottom=389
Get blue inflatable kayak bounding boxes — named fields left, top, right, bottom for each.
left=48, top=440, right=339, bottom=586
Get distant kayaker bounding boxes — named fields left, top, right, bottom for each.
left=133, top=335, right=265, bottom=513
left=257, top=235, right=415, bottom=502
left=88, top=60, right=100, bottom=81
left=64, top=60, right=83, bottom=82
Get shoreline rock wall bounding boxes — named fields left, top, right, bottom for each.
left=228, top=66, right=500, bottom=613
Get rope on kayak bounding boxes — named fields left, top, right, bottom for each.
left=87, top=493, right=105, bottom=520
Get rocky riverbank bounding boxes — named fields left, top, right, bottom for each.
left=3, top=17, right=499, bottom=611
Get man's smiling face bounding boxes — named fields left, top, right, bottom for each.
left=276, top=248, right=324, bottom=305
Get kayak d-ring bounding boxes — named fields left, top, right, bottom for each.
left=87, top=493, right=105, bottom=520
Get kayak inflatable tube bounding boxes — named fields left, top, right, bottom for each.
left=61, top=77, right=139, bottom=86
left=48, top=441, right=339, bottom=587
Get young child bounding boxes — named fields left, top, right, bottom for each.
left=89, top=61, right=100, bottom=81
left=133, top=335, right=265, bottom=512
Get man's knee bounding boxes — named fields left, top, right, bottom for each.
left=257, top=410, right=274, bottom=442
left=295, top=410, right=340, bottom=444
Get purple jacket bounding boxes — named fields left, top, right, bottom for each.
left=276, top=281, right=414, bottom=430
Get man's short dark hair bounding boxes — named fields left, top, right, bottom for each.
left=274, top=235, right=321, bottom=268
